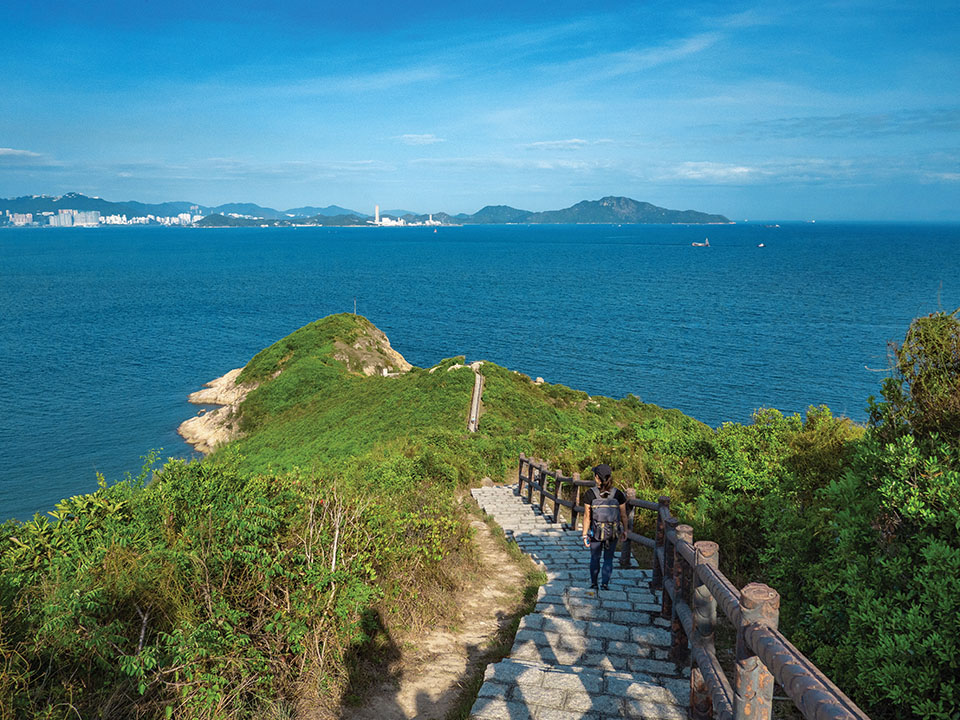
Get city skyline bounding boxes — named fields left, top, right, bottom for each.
left=2, top=1, right=959, bottom=220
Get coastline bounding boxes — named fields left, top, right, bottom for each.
left=177, top=368, right=253, bottom=454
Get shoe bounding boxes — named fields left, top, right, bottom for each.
left=590, top=583, right=598, bottom=590
left=601, top=584, right=609, bottom=591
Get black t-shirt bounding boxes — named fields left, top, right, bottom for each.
left=584, top=487, right=627, bottom=507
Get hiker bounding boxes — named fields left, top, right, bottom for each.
left=581, top=463, right=628, bottom=591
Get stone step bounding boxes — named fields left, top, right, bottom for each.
left=470, top=658, right=688, bottom=720
left=470, top=484, right=689, bottom=719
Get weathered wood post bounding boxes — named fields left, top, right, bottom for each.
left=660, top=515, right=678, bottom=620
left=552, top=474, right=562, bottom=523
left=516, top=454, right=525, bottom=495
left=734, top=583, right=780, bottom=720
left=526, top=459, right=535, bottom=503
left=571, top=473, right=582, bottom=530
left=690, top=668, right=712, bottom=720
left=691, top=540, right=719, bottom=720
left=619, top=488, right=636, bottom=568
left=538, top=464, right=547, bottom=512
left=652, top=495, right=670, bottom=589
left=670, top=524, right=693, bottom=664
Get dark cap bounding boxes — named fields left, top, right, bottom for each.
left=593, top=464, right=612, bottom=481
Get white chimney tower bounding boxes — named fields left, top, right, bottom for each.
left=375, top=205, right=380, bottom=225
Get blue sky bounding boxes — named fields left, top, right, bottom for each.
left=1, top=1, right=958, bottom=219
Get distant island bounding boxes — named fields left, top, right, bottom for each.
left=0, top=192, right=731, bottom=228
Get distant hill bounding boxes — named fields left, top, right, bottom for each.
left=405, top=196, right=730, bottom=225
left=0, top=192, right=199, bottom=218
left=284, top=205, right=366, bottom=218
left=527, top=197, right=729, bottom=224
left=1, top=193, right=730, bottom=226
left=467, top=205, right=533, bottom=224
left=208, top=202, right=286, bottom=219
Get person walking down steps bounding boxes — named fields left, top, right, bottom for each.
left=582, top=463, right=628, bottom=591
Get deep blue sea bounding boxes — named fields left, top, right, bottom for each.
left=2, top=222, right=959, bottom=521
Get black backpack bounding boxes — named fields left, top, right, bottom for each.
left=591, top=488, right=621, bottom=544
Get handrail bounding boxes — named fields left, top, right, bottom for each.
left=512, top=453, right=871, bottom=720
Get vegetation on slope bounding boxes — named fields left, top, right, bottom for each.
left=0, top=313, right=703, bottom=719
left=2, top=310, right=958, bottom=720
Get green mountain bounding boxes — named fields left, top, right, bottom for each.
left=526, top=196, right=729, bottom=224
left=466, top=204, right=533, bottom=224
left=284, top=204, right=366, bottom=217
left=194, top=213, right=264, bottom=227
left=421, top=196, right=730, bottom=225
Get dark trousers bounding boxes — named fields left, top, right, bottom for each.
left=589, top=539, right=617, bottom=586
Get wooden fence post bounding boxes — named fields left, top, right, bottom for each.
left=652, top=495, right=670, bottom=589
left=538, top=464, right=547, bottom=512
left=671, top=524, right=693, bottom=665
left=734, top=583, right=780, bottom=720
left=526, top=459, right=535, bottom=503
left=619, top=488, right=636, bottom=568
left=572, top=473, right=582, bottom=530
left=552, top=474, right=562, bottom=523
left=660, top=515, right=678, bottom=620
left=691, top=540, right=719, bottom=720
left=690, top=668, right=712, bottom=720
left=516, top=454, right=525, bottom=495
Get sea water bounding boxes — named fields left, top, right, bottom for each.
left=2, top=222, right=959, bottom=520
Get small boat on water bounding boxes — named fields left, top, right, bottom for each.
left=758, top=243, right=765, bottom=248
left=691, top=238, right=710, bottom=247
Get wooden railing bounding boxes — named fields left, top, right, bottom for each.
left=515, top=453, right=871, bottom=720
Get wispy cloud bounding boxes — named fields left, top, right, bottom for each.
left=101, top=157, right=397, bottom=183
left=411, top=155, right=614, bottom=172
left=396, top=134, right=445, bottom=146
left=0, top=148, right=58, bottom=167
left=655, top=153, right=960, bottom=185
left=925, top=171, right=960, bottom=182
left=664, top=161, right=763, bottom=182
left=259, top=65, right=447, bottom=98
left=747, top=108, right=960, bottom=139
left=520, top=139, right=614, bottom=151
left=0, top=148, right=43, bottom=159
left=546, top=32, right=721, bottom=83
left=713, top=8, right=779, bottom=29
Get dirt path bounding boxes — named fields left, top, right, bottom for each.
left=338, top=498, right=533, bottom=720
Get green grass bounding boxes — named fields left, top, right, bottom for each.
left=0, top=313, right=716, bottom=720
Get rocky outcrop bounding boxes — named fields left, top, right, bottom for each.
left=177, top=368, right=258, bottom=454
left=178, top=321, right=414, bottom=454
left=332, top=324, right=412, bottom=376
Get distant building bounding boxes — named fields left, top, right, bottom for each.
left=12, top=213, right=33, bottom=226
left=75, top=211, right=99, bottom=227
left=47, top=209, right=100, bottom=227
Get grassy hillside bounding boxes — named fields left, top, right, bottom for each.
left=0, top=314, right=708, bottom=719
left=3, top=311, right=956, bottom=720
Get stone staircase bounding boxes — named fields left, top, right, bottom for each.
left=470, top=485, right=690, bottom=720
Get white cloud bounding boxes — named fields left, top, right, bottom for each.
left=0, top=148, right=60, bottom=170
left=548, top=32, right=721, bottom=83
left=0, top=148, right=43, bottom=159
left=665, top=161, right=761, bottom=181
left=397, top=134, right=445, bottom=146
left=521, top=139, right=614, bottom=151
left=411, top=155, right=613, bottom=172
